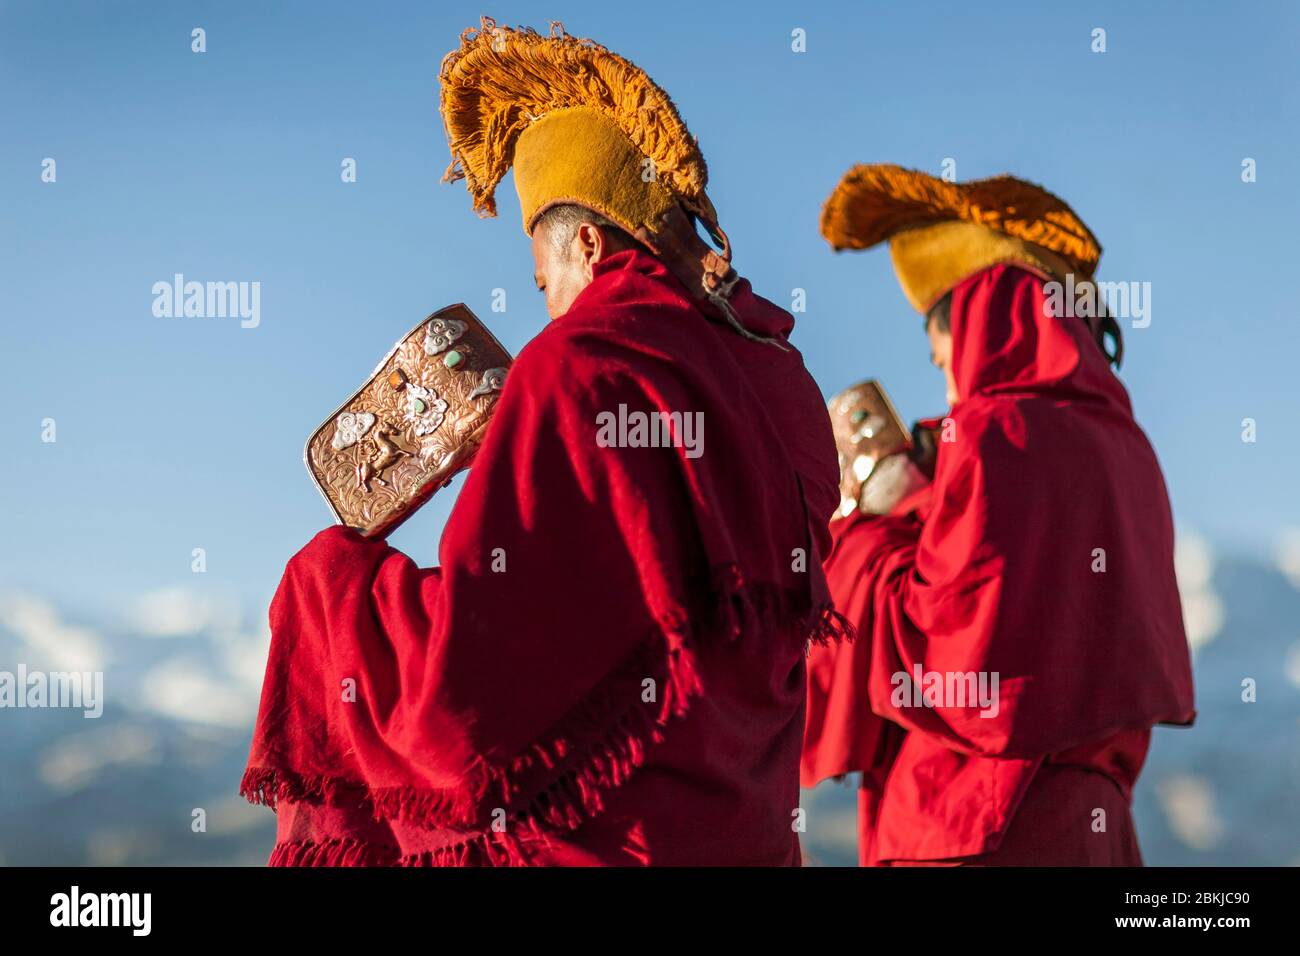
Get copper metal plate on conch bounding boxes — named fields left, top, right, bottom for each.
left=827, top=378, right=911, bottom=508
left=305, top=303, right=512, bottom=537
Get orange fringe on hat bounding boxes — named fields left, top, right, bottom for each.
left=820, top=164, right=1101, bottom=279
left=438, top=16, right=715, bottom=225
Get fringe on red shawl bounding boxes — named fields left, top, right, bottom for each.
left=242, top=568, right=851, bottom=867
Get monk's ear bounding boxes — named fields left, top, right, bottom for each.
left=576, top=222, right=604, bottom=268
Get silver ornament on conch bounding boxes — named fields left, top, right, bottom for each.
left=424, top=317, right=467, bottom=355
left=405, top=384, right=449, bottom=437
left=332, top=410, right=376, bottom=450
left=467, top=366, right=507, bottom=400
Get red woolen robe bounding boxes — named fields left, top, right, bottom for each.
left=802, top=263, right=1196, bottom=866
left=241, top=247, right=844, bottom=865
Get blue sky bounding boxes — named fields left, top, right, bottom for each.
left=3, top=0, right=1298, bottom=614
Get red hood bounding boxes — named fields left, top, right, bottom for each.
left=950, top=262, right=1127, bottom=412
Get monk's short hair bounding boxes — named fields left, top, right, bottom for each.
left=925, top=292, right=952, bottom=334
left=535, top=204, right=634, bottom=258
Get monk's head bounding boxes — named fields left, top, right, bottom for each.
left=531, top=204, right=638, bottom=320
left=924, top=292, right=959, bottom=408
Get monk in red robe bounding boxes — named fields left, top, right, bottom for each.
left=239, top=19, right=843, bottom=866
left=803, top=165, right=1196, bottom=865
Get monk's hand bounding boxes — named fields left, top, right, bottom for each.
left=908, top=419, right=942, bottom=481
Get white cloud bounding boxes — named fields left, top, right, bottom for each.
left=1174, top=530, right=1224, bottom=651
left=129, top=588, right=240, bottom=638
left=1175, top=532, right=1214, bottom=591
left=1181, top=591, right=1224, bottom=653
left=1155, top=773, right=1225, bottom=851
left=4, top=589, right=266, bottom=732
left=1284, top=642, right=1300, bottom=690
left=211, top=621, right=272, bottom=692
left=137, top=656, right=258, bottom=730
left=0, top=594, right=106, bottom=672
left=1277, top=528, right=1300, bottom=590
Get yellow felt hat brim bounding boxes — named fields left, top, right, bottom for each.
left=889, top=220, right=1078, bottom=313
left=514, top=107, right=680, bottom=237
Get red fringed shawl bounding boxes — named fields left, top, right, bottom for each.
left=242, top=248, right=843, bottom=865
left=802, top=263, right=1195, bottom=862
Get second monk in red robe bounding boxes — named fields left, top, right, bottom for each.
left=803, top=165, right=1196, bottom=865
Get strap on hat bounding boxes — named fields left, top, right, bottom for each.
left=1074, top=280, right=1124, bottom=369
left=1089, top=310, right=1124, bottom=368
left=636, top=202, right=788, bottom=350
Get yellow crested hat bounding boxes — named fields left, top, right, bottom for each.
left=819, top=164, right=1102, bottom=313
left=439, top=17, right=722, bottom=246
